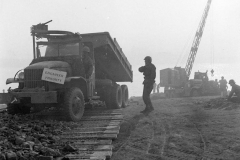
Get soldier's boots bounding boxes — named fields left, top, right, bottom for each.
left=146, top=105, right=154, bottom=113
left=140, top=107, right=148, bottom=113
left=140, top=105, right=154, bottom=113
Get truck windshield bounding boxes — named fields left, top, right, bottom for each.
left=38, top=42, right=79, bottom=57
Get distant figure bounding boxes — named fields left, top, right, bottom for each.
left=219, top=76, right=228, bottom=97
left=139, top=56, right=156, bottom=113
left=157, top=83, right=161, bottom=93
left=214, top=79, right=220, bottom=94
left=228, top=79, right=240, bottom=103
left=214, top=79, right=219, bottom=87
left=153, top=82, right=157, bottom=93
left=82, top=46, right=93, bottom=79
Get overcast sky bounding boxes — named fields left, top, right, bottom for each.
left=1, top=0, right=240, bottom=96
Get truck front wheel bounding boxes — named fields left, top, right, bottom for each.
left=64, top=87, right=85, bottom=121
left=121, top=85, right=129, bottom=108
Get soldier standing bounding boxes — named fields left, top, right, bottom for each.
left=219, top=76, right=228, bottom=97
left=139, top=56, right=156, bottom=113
left=157, top=83, right=161, bottom=93
left=82, top=46, right=94, bottom=79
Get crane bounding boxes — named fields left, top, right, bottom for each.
left=185, top=0, right=212, bottom=79
left=160, top=0, right=216, bottom=98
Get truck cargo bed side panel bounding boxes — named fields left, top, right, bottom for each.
left=81, top=32, right=133, bottom=82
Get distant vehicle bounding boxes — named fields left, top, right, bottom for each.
left=0, top=21, right=132, bottom=121
left=159, top=0, right=219, bottom=98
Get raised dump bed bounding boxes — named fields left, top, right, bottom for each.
left=81, top=32, right=133, bottom=82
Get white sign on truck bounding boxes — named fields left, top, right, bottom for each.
left=41, top=68, right=67, bottom=84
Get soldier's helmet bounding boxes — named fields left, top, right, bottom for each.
left=144, top=56, right=152, bottom=62
left=83, top=46, right=90, bottom=53
left=229, top=79, right=235, bottom=84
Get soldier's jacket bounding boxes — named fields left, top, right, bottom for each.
left=83, top=55, right=94, bottom=78
left=219, top=79, right=227, bottom=89
left=228, top=84, right=240, bottom=99
left=139, top=63, right=156, bottom=85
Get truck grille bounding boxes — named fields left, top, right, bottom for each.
left=24, top=69, right=49, bottom=90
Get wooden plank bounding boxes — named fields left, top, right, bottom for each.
left=108, top=122, right=121, bottom=126
left=65, top=151, right=112, bottom=159
left=61, top=133, right=117, bottom=140
left=73, top=126, right=120, bottom=132
left=80, top=120, right=122, bottom=123
left=84, top=112, right=122, bottom=116
left=84, top=110, right=122, bottom=113
left=78, top=120, right=121, bottom=128
left=62, top=139, right=112, bottom=145
left=62, top=130, right=119, bottom=135
left=83, top=115, right=123, bottom=118
left=76, top=145, right=112, bottom=151
left=65, top=155, right=105, bottom=160
left=84, top=111, right=122, bottom=114
left=70, top=140, right=112, bottom=145
left=85, top=109, right=122, bottom=112
left=81, top=115, right=123, bottom=121
left=78, top=122, right=121, bottom=128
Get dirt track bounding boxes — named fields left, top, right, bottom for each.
left=112, top=95, right=240, bottom=160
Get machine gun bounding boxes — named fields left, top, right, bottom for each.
left=31, top=20, right=52, bottom=34
left=31, top=20, right=52, bottom=58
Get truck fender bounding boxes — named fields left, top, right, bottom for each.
left=65, top=77, right=88, bottom=98
left=6, top=78, right=24, bottom=85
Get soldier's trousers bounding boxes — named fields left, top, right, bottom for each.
left=142, top=83, right=154, bottom=109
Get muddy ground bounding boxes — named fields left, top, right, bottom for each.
left=112, top=95, right=240, bottom=160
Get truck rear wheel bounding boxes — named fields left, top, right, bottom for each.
left=121, top=85, right=129, bottom=108
left=64, top=87, right=85, bottom=121
left=108, top=85, right=122, bottom=109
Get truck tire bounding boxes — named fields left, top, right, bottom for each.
left=64, top=87, right=85, bottom=121
left=7, top=104, right=31, bottom=115
left=109, top=85, right=122, bottom=109
left=121, top=85, right=129, bottom=108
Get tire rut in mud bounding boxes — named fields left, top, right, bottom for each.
left=112, top=114, right=163, bottom=160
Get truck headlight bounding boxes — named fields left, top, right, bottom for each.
left=18, top=72, right=24, bottom=79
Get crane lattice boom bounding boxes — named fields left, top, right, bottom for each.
left=185, top=0, right=212, bottom=79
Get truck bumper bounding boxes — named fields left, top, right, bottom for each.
left=0, top=91, right=57, bottom=104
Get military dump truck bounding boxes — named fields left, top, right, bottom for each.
left=0, top=21, right=132, bottom=121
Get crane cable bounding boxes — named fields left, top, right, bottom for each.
left=175, top=18, right=200, bottom=67
left=210, top=5, right=215, bottom=77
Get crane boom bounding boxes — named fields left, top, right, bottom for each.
left=185, top=0, right=212, bottom=79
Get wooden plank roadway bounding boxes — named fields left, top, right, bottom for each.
left=61, top=108, right=123, bottom=160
